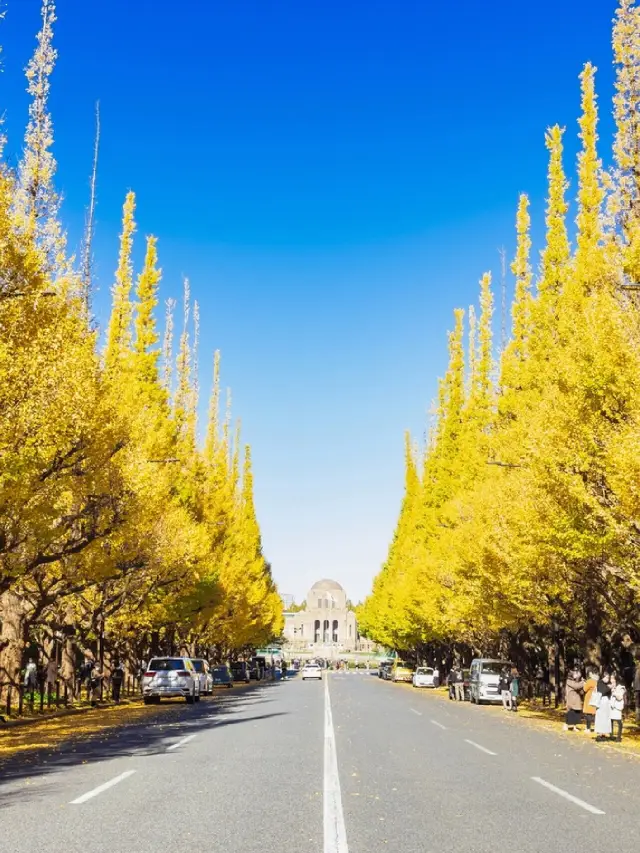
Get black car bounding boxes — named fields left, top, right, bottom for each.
left=230, top=662, right=250, bottom=683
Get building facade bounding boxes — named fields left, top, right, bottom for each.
left=283, top=579, right=374, bottom=656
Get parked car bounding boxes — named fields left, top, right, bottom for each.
left=392, top=661, right=414, bottom=683
left=230, top=662, right=251, bottom=683
left=211, top=665, right=234, bottom=688
left=142, top=657, right=200, bottom=704
left=378, top=661, right=393, bottom=680
left=469, top=658, right=514, bottom=704
left=191, top=658, right=213, bottom=695
left=412, top=666, right=436, bottom=688
left=301, top=663, right=322, bottom=681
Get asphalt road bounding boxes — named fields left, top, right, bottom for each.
left=1, top=673, right=639, bottom=853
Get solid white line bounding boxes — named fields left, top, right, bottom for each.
left=70, top=770, right=136, bottom=804
left=464, top=738, right=497, bottom=756
left=430, top=719, right=446, bottom=730
left=166, top=734, right=197, bottom=751
left=324, top=676, right=349, bottom=853
left=531, top=776, right=605, bottom=815
left=409, top=708, right=422, bottom=716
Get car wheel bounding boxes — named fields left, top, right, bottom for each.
left=143, top=697, right=152, bottom=705
left=186, top=693, right=195, bottom=704
left=194, top=693, right=201, bottom=703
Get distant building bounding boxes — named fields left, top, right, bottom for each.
left=280, top=593, right=295, bottom=610
left=283, top=579, right=376, bottom=656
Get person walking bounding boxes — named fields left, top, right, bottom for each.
left=433, top=666, right=440, bottom=689
left=454, top=666, right=465, bottom=701
left=447, top=667, right=456, bottom=700
left=610, top=673, right=627, bottom=743
left=509, top=668, right=520, bottom=712
left=563, top=668, right=584, bottom=731
left=634, top=659, right=640, bottom=725
left=594, top=673, right=612, bottom=742
left=499, top=667, right=511, bottom=711
left=582, top=669, right=598, bottom=735
left=90, top=665, right=103, bottom=707
left=23, top=658, right=38, bottom=692
left=111, top=660, right=124, bottom=704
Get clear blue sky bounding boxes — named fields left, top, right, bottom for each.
left=1, top=1, right=617, bottom=602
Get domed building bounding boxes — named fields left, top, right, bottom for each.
left=283, top=579, right=371, bottom=654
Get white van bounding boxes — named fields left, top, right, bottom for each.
left=469, top=658, right=514, bottom=705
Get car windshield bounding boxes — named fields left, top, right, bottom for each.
left=416, top=668, right=433, bottom=675
left=191, top=661, right=204, bottom=672
left=305, top=665, right=319, bottom=670
left=148, top=659, right=185, bottom=671
left=481, top=661, right=512, bottom=675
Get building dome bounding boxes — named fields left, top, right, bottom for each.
left=311, top=579, right=344, bottom=593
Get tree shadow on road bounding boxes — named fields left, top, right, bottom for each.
left=0, top=680, right=288, bottom=800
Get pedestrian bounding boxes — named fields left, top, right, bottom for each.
left=90, top=665, right=103, bottom=706
left=582, top=669, right=598, bottom=735
left=634, top=659, right=640, bottom=725
left=447, top=668, right=455, bottom=700
left=534, top=665, right=544, bottom=701
left=609, top=673, right=627, bottom=743
left=509, top=668, right=520, bottom=712
left=46, top=656, right=58, bottom=688
left=454, top=666, right=465, bottom=701
left=23, top=658, right=38, bottom=692
left=111, top=659, right=124, bottom=704
left=563, top=668, right=584, bottom=731
left=594, top=672, right=612, bottom=743
left=433, top=665, right=440, bottom=689
left=499, top=667, right=511, bottom=711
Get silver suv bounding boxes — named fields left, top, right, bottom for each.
left=142, top=657, right=200, bottom=704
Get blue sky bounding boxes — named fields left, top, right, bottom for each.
left=1, top=1, right=617, bottom=602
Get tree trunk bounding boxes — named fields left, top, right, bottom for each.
left=0, top=591, right=28, bottom=698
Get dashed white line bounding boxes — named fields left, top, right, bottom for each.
left=464, top=738, right=497, bottom=756
left=531, top=776, right=605, bottom=815
left=166, top=733, right=197, bottom=751
left=409, top=708, right=422, bottom=716
left=70, top=770, right=136, bottom=804
left=324, top=676, right=349, bottom=853
left=430, top=719, right=446, bottom=730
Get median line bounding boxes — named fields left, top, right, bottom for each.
left=531, top=776, right=605, bottom=815
left=70, top=770, right=136, bottom=804
left=430, top=719, right=446, bottom=730
left=409, top=708, right=422, bottom=716
left=324, top=675, right=349, bottom=853
left=464, top=738, right=496, bottom=756
left=166, top=733, right=197, bottom=751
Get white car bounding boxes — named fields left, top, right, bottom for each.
left=142, top=657, right=200, bottom=704
left=301, top=663, right=322, bottom=681
left=412, top=666, right=435, bottom=688
left=190, top=658, right=213, bottom=696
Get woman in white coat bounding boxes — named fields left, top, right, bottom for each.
left=594, top=672, right=612, bottom=742
left=609, top=673, right=626, bottom=742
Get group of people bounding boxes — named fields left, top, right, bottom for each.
left=446, top=665, right=465, bottom=700
left=565, top=668, right=629, bottom=742
left=78, top=658, right=125, bottom=705
left=499, top=667, right=520, bottom=712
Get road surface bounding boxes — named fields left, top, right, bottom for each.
left=1, top=673, right=639, bottom=852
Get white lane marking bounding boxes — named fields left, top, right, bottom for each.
left=70, top=770, right=136, bottom=804
left=324, top=676, right=349, bottom=853
left=430, top=719, right=446, bottom=730
left=409, top=708, right=422, bottom=716
left=166, top=734, right=197, bottom=751
left=531, top=776, right=605, bottom=815
left=464, top=738, right=497, bottom=756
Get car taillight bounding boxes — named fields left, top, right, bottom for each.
left=144, top=671, right=156, bottom=677
left=177, top=670, right=190, bottom=677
